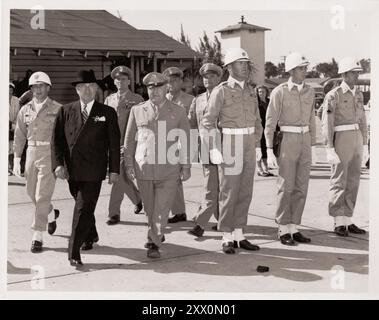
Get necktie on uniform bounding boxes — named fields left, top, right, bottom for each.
left=82, top=104, right=88, bottom=124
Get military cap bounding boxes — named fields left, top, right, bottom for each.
left=162, top=67, right=183, bottom=79
left=143, top=72, right=167, bottom=87
left=111, top=65, right=133, bottom=79
left=199, top=63, right=223, bottom=77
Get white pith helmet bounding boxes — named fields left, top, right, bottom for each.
left=223, top=48, right=250, bottom=66
left=285, top=52, right=309, bottom=72
left=29, top=71, right=52, bottom=87
left=338, top=57, right=363, bottom=74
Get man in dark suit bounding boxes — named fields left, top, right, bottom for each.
left=52, top=70, right=120, bottom=267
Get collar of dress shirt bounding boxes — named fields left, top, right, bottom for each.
left=80, top=100, right=95, bottom=115
left=288, top=77, right=304, bottom=92
left=228, top=76, right=245, bottom=89
left=33, top=97, right=48, bottom=113
left=340, top=81, right=356, bottom=96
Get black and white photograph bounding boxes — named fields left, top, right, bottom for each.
left=1, top=0, right=379, bottom=301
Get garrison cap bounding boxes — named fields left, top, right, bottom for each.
left=199, top=63, right=223, bottom=77
left=111, top=65, right=132, bottom=79
left=162, top=67, right=184, bottom=79
left=143, top=72, right=167, bottom=87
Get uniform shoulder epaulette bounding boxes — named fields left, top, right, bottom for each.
left=133, top=100, right=146, bottom=108
left=328, top=87, right=340, bottom=98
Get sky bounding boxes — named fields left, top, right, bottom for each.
left=109, top=8, right=372, bottom=68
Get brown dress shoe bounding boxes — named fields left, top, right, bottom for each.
left=188, top=225, right=204, bottom=237
left=31, top=241, right=43, bottom=253
left=233, top=239, right=260, bottom=250
left=279, top=233, right=296, bottom=246
left=222, top=242, right=235, bottom=254
left=168, top=213, right=187, bottom=223
left=347, top=224, right=366, bottom=234
left=106, top=215, right=120, bottom=225
left=292, top=232, right=311, bottom=243
left=334, top=225, right=349, bottom=237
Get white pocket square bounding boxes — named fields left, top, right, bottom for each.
left=93, top=116, right=106, bottom=122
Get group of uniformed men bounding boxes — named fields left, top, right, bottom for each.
left=11, top=46, right=369, bottom=266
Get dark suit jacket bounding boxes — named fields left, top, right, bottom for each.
left=52, top=100, right=120, bottom=181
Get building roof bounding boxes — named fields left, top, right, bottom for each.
left=216, top=20, right=271, bottom=33
left=10, top=10, right=200, bottom=59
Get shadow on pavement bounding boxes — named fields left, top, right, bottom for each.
left=7, top=261, right=30, bottom=274
left=8, top=182, right=26, bottom=186
left=65, top=243, right=367, bottom=284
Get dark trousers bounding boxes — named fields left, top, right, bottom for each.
left=68, top=180, right=102, bottom=260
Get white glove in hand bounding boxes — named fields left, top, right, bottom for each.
left=267, top=148, right=278, bottom=168
left=209, top=148, right=223, bottom=164
left=256, top=148, right=262, bottom=161
left=326, top=148, right=341, bottom=164
left=362, top=145, right=369, bottom=164
left=311, top=146, right=317, bottom=165
left=13, top=157, right=22, bottom=177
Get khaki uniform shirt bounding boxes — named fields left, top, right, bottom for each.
left=321, top=82, right=368, bottom=147
left=202, top=78, right=263, bottom=146
left=166, top=90, right=194, bottom=115
left=265, top=81, right=316, bottom=148
left=124, top=99, right=191, bottom=180
left=105, top=90, right=144, bottom=144
left=14, top=97, right=62, bottom=157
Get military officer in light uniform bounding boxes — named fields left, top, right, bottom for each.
left=187, top=63, right=223, bottom=237
left=202, top=48, right=262, bottom=254
left=104, top=65, right=144, bottom=225
left=321, top=57, right=369, bottom=236
left=13, top=71, right=61, bottom=253
left=265, top=52, right=316, bottom=246
left=162, top=66, right=194, bottom=224
left=124, top=72, right=191, bottom=258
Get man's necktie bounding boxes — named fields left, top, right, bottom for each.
left=82, top=104, right=88, bottom=124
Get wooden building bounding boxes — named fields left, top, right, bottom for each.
left=10, top=9, right=201, bottom=103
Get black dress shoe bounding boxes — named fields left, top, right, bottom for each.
left=292, top=232, right=311, bottom=243
left=70, top=259, right=83, bottom=267
left=134, top=201, right=143, bottom=214
left=279, top=233, right=297, bottom=246
left=106, top=215, right=120, bottom=225
left=144, top=236, right=165, bottom=249
left=47, top=209, right=60, bottom=235
left=31, top=240, right=43, bottom=253
left=188, top=225, right=204, bottom=237
left=147, top=243, right=160, bottom=258
left=168, top=213, right=187, bottom=223
left=334, top=225, right=348, bottom=237
left=233, top=239, right=260, bottom=251
left=222, top=242, right=235, bottom=254
left=348, top=224, right=366, bottom=234
left=81, top=242, right=93, bottom=251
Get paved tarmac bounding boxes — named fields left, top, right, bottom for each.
left=6, top=145, right=370, bottom=296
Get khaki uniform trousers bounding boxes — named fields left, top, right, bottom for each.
left=108, top=164, right=142, bottom=217
left=276, top=132, right=311, bottom=225
left=137, top=178, right=178, bottom=247
left=170, top=180, right=186, bottom=214
left=25, top=145, right=56, bottom=231
left=194, top=163, right=219, bottom=227
left=329, top=130, right=363, bottom=217
left=218, top=133, right=256, bottom=233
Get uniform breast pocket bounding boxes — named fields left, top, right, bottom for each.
left=44, top=114, right=57, bottom=125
